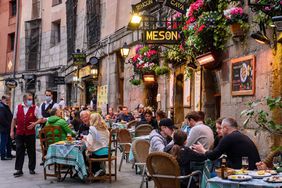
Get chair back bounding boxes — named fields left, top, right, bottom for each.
left=42, top=125, right=63, bottom=148
left=132, top=139, right=150, bottom=163
left=107, top=129, right=118, bottom=160
left=117, top=129, right=132, bottom=152
left=135, top=124, right=153, bottom=137
left=127, top=120, right=138, bottom=129
left=146, top=152, right=181, bottom=188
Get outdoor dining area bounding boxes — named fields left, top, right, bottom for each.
left=37, top=112, right=282, bottom=188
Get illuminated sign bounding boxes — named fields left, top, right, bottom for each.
left=144, top=30, right=180, bottom=44
left=72, top=52, right=86, bottom=66
left=165, top=0, right=186, bottom=14
left=132, top=0, right=157, bottom=12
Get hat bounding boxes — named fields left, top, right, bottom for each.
left=159, top=118, right=177, bottom=129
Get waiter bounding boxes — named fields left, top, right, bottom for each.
left=39, top=90, right=59, bottom=127
left=10, top=93, right=42, bottom=177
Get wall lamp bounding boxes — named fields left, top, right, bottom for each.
left=272, top=16, right=282, bottom=32
left=36, top=79, right=41, bottom=91
left=120, top=42, right=130, bottom=58
left=196, top=52, right=215, bottom=66
left=143, top=74, right=155, bottom=82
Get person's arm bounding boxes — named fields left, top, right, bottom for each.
left=204, top=137, right=228, bottom=161
left=10, top=118, right=16, bottom=139
left=150, top=136, right=165, bottom=152
left=0, top=108, right=9, bottom=129
left=60, top=120, right=76, bottom=137
left=27, top=106, right=42, bottom=130
left=186, top=147, right=207, bottom=162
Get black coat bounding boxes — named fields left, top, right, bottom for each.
left=0, top=101, right=13, bottom=133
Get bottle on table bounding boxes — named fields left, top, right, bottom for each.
left=221, top=155, right=228, bottom=179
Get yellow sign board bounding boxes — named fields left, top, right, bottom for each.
left=79, top=66, right=91, bottom=78
left=97, top=85, right=108, bottom=109
left=144, top=30, right=180, bottom=44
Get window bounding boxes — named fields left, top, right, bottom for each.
left=52, top=0, right=62, bottom=6
left=32, top=0, right=40, bottom=19
left=66, top=0, right=77, bottom=59
left=50, top=20, right=61, bottom=47
left=87, top=0, right=101, bottom=47
left=10, top=0, right=17, bottom=17
left=8, top=33, right=15, bottom=51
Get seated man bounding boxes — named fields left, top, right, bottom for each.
left=116, top=106, right=135, bottom=123
left=149, top=118, right=175, bottom=153
left=138, top=109, right=158, bottom=129
left=192, top=118, right=261, bottom=170
left=78, top=110, right=91, bottom=136
left=45, top=108, right=75, bottom=142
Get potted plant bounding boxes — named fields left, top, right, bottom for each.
left=224, top=7, right=249, bottom=37
left=129, top=75, right=142, bottom=86
left=155, top=66, right=170, bottom=76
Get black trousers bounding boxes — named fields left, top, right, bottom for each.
left=15, top=134, right=36, bottom=171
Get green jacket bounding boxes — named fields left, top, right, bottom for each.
left=46, top=116, right=75, bottom=143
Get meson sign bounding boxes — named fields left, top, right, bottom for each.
left=144, top=30, right=180, bottom=44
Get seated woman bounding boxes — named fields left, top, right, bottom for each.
left=170, top=130, right=207, bottom=188
left=256, top=149, right=281, bottom=170
left=45, top=108, right=75, bottom=142
left=83, top=113, right=110, bottom=176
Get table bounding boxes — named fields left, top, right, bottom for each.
left=44, top=141, right=88, bottom=180
left=207, top=173, right=282, bottom=188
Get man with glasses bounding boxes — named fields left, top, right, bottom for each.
left=10, top=93, right=42, bottom=177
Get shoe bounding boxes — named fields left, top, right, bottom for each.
left=40, top=162, right=44, bottom=166
left=29, top=170, right=36, bottom=175
left=1, top=157, right=12, bottom=160
left=94, top=169, right=105, bottom=177
left=13, top=170, right=23, bottom=177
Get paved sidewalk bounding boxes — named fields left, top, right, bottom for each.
left=0, top=140, right=153, bottom=188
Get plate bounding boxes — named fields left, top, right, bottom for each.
left=248, top=171, right=271, bottom=179
left=228, top=175, right=252, bottom=181
left=235, top=169, right=249, bottom=175
left=266, top=170, right=278, bottom=175
left=240, top=63, right=248, bottom=83
left=263, top=176, right=282, bottom=183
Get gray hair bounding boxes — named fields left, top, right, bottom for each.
left=222, top=118, right=238, bottom=129
left=23, top=92, right=33, bottom=100
left=80, top=110, right=91, bottom=117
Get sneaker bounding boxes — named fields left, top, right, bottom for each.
left=13, top=170, right=23, bottom=177
left=94, top=169, right=105, bottom=177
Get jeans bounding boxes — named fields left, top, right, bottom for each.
left=0, top=132, right=12, bottom=158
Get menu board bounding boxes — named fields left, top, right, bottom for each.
left=194, top=70, right=201, bottom=111
left=231, top=55, right=255, bottom=96
left=183, top=75, right=191, bottom=107
left=97, top=85, right=108, bottom=109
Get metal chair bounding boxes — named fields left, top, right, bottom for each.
left=132, top=139, right=150, bottom=188
left=146, top=152, right=202, bottom=188
left=117, top=129, right=132, bottom=171
left=135, top=124, right=153, bottom=137
left=127, top=120, right=139, bottom=129
left=87, top=129, right=118, bottom=183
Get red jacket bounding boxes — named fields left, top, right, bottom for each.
left=16, top=104, right=37, bottom=135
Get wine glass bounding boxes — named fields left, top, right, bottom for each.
left=273, top=156, right=281, bottom=170
left=242, top=156, right=249, bottom=170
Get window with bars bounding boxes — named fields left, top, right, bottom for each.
left=87, top=0, right=101, bottom=48
left=52, top=0, right=62, bottom=6
left=47, top=73, right=58, bottom=90
left=25, top=19, right=41, bottom=71
left=32, top=0, right=40, bottom=19
left=10, top=0, right=17, bottom=17
left=50, top=20, right=61, bottom=47
left=66, top=0, right=77, bottom=59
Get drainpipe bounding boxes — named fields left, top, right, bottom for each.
left=106, top=36, right=110, bottom=114
left=12, top=0, right=20, bottom=112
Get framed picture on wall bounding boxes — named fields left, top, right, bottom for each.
left=231, top=55, right=256, bottom=96
left=183, top=75, right=191, bottom=107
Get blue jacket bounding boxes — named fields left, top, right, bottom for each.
left=0, top=101, right=13, bottom=133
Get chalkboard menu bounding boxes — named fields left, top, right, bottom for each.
left=231, top=55, right=255, bottom=96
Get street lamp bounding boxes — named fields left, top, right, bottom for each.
left=130, top=13, right=142, bottom=25
left=91, top=67, right=98, bottom=79
left=120, top=42, right=130, bottom=58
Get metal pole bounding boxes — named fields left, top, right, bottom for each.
left=12, top=0, right=20, bottom=112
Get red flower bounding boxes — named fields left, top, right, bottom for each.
left=197, top=24, right=205, bottom=32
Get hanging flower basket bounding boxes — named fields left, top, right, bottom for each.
left=155, top=66, right=170, bottom=76
left=230, top=23, right=245, bottom=37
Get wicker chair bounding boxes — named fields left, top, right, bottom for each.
left=127, top=120, right=139, bottom=129
left=146, top=152, right=202, bottom=188
left=87, top=129, right=118, bottom=183
left=135, top=124, right=153, bottom=137
left=132, top=139, right=150, bottom=188
left=117, top=129, right=132, bottom=171
left=39, top=125, right=63, bottom=180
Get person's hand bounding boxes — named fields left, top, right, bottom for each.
left=192, top=143, right=206, bottom=154
left=256, top=161, right=268, bottom=170
left=27, top=122, right=36, bottom=130
left=10, top=131, right=14, bottom=139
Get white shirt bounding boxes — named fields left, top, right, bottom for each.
left=13, top=103, right=41, bottom=119
left=58, top=100, right=66, bottom=109
left=38, top=100, right=59, bottom=118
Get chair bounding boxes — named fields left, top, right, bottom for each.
left=146, top=152, right=202, bottom=188
left=132, top=139, right=150, bottom=188
left=135, top=124, right=153, bottom=137
left=127, top=120, right=139, bottom=129
left=117, top=129, right=132, bottom=171
left=39, top=125, right=63, bottom=180
left=87, top=129, right=118, bottom=183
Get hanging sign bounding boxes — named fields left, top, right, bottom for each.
left=144, top=30, right=180, bottom=44
left=54, top=77, right=65, bottom=85
left=165, top=0, right=186, bottom=14
left=5, top=78, right=17, bottom=88
left=72, top=52, right=86, bottom=66
left=132, top=0, right=157, bottom=12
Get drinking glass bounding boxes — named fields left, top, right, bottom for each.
left=273, top=156, right=281, bottom=169
left=242, top=156, right=249, bottom=170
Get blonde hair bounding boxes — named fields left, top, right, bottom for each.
left=89, top=113, right=108, bottom=131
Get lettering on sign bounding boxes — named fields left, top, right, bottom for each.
left=132, top=0, right=157, bottom=12
left=165, top=0, right=186, bottom=14
left=54, top=77, right=65, bottom=85
left=72, top=53, right=86, bottom=66
left=5, top=78, right=17, bottom=88
left=144, top=30, right=180, bottom=44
